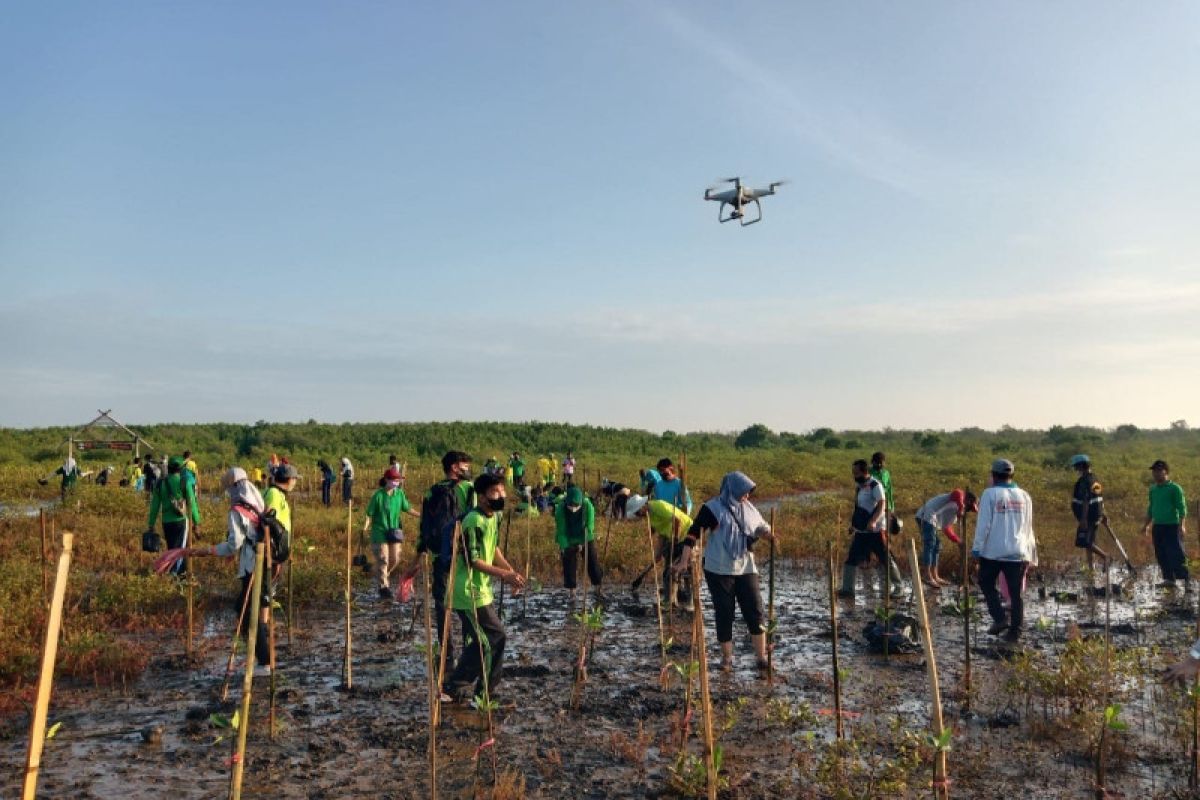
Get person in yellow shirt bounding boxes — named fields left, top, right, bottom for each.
left=537, top=455, right=552, bottom=488
left=182, top=450, right=200, bottom=493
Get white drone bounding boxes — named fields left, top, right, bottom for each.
left=703, top=177, right=787, bottom=226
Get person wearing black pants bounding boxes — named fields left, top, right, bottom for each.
left=146, top=456, right=200, bottom=578
left=318, top=460, right=335, bottom=507
left=1142, top=460, right=1189, bottom=589
left=970, top=459, right=1037, bottom=642
left=448, top=603, right=507, bottom=702
left=977, top=558, right=1028, bottom=635
left=676, top=471, right=775, bottom=672
left=555, top=486, right=603, bottom=602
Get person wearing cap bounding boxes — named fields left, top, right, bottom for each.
left=340, top=457, right=355, bottom=505
left=915, top=489, right=977, bottom=587
left=154, top=467, right=276, bottom=676
left=446, top=473, right=525, bottom=703
left=628, top=493, right=695, bottom=609
left=1069, top=455, right=1109, bottom=575
left=508, top=452, right=526, bottom=489
left=147, top=456, right=202, bottom=577
left=364, top=466, right=421, bottom=598
left=971, top=459, right=1037, bottom=642
left=651, top=458, right=693, bottom=515
left=264, top=461, right=298, bottom=556
left=555, top=485, right=602, bottom=602
left=674, top=471, right=776, bottom=672
left=840, top=459, right=904, bottom=599
left=1142, top=460, right=1189, bottom=589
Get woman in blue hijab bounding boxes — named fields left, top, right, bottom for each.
left=675, top=471, right=775, bottom=672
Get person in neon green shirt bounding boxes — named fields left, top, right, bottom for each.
left=446, top=473, right=525, bottom=703
left=625, top=494, right=694, bottom=609
left=363, top=466, right=420, bottom=597
left=1141, top=459, right=1189, bottom=588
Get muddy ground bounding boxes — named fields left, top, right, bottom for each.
left=3, top=559, right=1199, bottom=799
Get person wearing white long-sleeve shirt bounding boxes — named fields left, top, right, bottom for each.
left=971, top=459, right=1037, bottom=642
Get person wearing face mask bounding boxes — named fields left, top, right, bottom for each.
left=399, top=451, right=475, bottom=671
left=839, top=459, right=904, bottom=599
left=555, top=485, right=603, bottom=603
left=674, top=471, right=775, bottom=672
left=446, top=473, right=525, bottom=703
left=364, top=467, right=421, bottom=598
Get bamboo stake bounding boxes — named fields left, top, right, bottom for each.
left=39, top=508, right=48, bottom=606
left=882, top=509, right=892, bottom=660
left=570, top=534, right=591, bottom=710
left=768, top=507, right=777, bottom=685
left=1192, top=504, right=1200, bottom=789
left=689, top=533, right=717, bottom=800
left=186, top=574, right=195, bottom=664
left=522, top=510, right=531, bottom=619
left=497, top=510, right=513, bottom=619
left=266, top=539, right=277, bottom=739
left=286, top=556, right=293, bottom=647
left=21, top=532, right=73, bottom=800
left=828, top=540, right=844, bottom=740
left=221, top=575, right=256, bottom=703
left=343, top=500, right=353, bottom=689
left=958, top=510, right=972, bottom=714
left=646, top=514, right=668, bottom=685
left=423, top=553, right=439, bottom=800
left=907, top=538, right=948, bottom=800
left=229, top=543, right=266, bottom=800
left=1096, top=561, right=1112, bottom=799
left=434, top=521, right=462, bottom=726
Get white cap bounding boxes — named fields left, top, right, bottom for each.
left=624, top=494, right=648, bottom=519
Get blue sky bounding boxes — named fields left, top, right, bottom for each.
left=2, top=2, right=1198, bottom=432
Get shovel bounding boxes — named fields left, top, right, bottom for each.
left=1101, top=518, right=1136, bottom=576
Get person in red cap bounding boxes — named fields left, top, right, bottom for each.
left=915, top=489, right=977, bottom=587
left=363, top=466, right=421, bottom=598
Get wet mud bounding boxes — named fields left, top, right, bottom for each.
left=2, top=560, right=1198, bottom=798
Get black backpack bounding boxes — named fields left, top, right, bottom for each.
left=419, top=479, right=474, bottom=557
left=233, top=504, right=291, bottom=565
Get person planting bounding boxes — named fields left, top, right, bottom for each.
left=971, top=459, right=1037, bottom=642
left=626, top=493, right=695, bottom=608
left=674, top=471, right=775, bottom=672
left=839, top=459, right=904, bottom=599
left=1142, top=459, right=1189, bottom=590
left=154, top=467, right=282, bottom=677
left=317, top=459, right=336, bottom=507
left=446, top=473, right=525, bottom=703
left=1069, top=454, right=1109, bottom=576
left=915, top=489, right=977, bottom=587
left=363, top=466, right=420, bottom=599
left=147, top=456, right=201, bottom=577
left=555, top=485, right=602, bottom=603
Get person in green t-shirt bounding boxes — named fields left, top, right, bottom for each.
left=1141, top=459, right=1190, bottom=588
left=147, top=456, right=202, bottom=577
left=554, top=485, right=602, bottom=602
left=364, top=466, right=421, bottom=598
left=508, top=452, right=526, bottom=488
left=446, top=473, right=525, bottom=703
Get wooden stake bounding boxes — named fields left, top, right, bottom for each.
left=960, top=510, right=972, bottom=713
left=1097, top=562, right=1113, bottom=799
left=186, top=575, right=195, bottom=664
left=266, top=539, right=277, bottom=739
left=522, top=510, right=531, bottom=620
left=39, top=509, right=48, bottom=606
left=221, top=573, right=256, bottom=703
left=688, top=533, right=717, bottom=800
left=21, top=532, right=73, bottom=800
left=423, top=553, right=439, bottom=800
left=434, top=521, right=462, bottom=726
left=286, top=556, right=293, bottom=647
left=646, top=514, right=668, bottom=682
left=230, top=543, right=266, bottom=800
left=343, top=500, right=353, bottom=689
left=497, top=510, right=513, bottom=619
left=907, top=538, right=948, bottom=800
left=828, top=540, right=844, bottom=741
left=767, top=507, right=777, bottom=685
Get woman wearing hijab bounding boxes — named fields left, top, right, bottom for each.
left=154, top=467, right=275, bottom=676
left=675, top=471, right=775, bottom=672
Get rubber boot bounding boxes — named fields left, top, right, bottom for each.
left=751, top=633, right=769, bottom=671
left=888, top=557, right=906, bottom=598
left=838, top=564, right=856, bottom=598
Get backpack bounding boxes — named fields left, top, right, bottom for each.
left=233, top=504, right=291, bottom=564
left=419, top=479, right=474, bottom=558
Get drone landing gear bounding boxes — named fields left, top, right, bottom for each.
left=718, top=200, right=762, bottom=226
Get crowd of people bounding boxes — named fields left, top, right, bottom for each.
left=113, top=444, right=1197, bottom=691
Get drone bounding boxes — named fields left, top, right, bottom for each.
left=703, top=177, right=787, bottom=226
